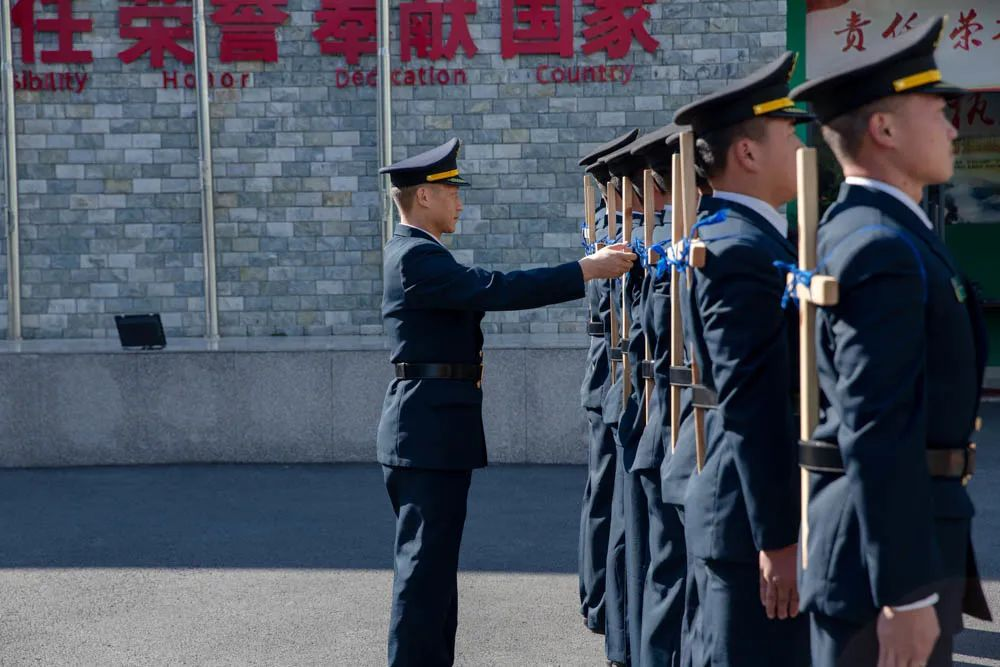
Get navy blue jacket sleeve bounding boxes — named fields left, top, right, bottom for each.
left=827, top=231, right=938, bottom=608
left=696, top=241, right=799, bottom=552
left=401, top=242, right=585, bottom=311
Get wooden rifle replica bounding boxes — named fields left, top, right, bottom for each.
left=583, top=175, right=597, bottom=256
left=670, top=131, right=707, bottom=470
left=620, top=175, right=633, bottom=405
left=794, top=147, right=839, bottom=569
left=607, top=182, right=620, bottom=376
left=642, top=168, right=655, bottom=422
left=582, top=175, right=601, bottom=348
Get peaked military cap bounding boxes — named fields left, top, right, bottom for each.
left=674, top=52, right=813, bottom=134
left=790, top=17, right=965, bottom=124
left=579, top=129, right=640, bottom=167
left=379, top=137, right=470, bottom=188
left=629, top=123, right=688, bottom=172
left=585, top=160, right=613, bottom=185
left=602, top=137, right=647, bottom=179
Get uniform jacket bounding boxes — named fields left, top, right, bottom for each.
left=635, top=207, right=698, bottom=504
left=581, top=207, right=612, bottom=411
left=603, top=211, right=645, bottom=432
left=800, top=183, right=991, bottom=626
left=617, top=212, right=658, bottom=470
left=621, top=208, right=673, bottom=473
left=378, top=224, right=585, bottom=470
left=681, top=196, right=800, bottom=562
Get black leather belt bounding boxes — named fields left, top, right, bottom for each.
left=640, top=360, right=655, bottom=380
left=799, top=440, right=976, bottom=482
left=669, top=366, right=692, bottom=386
left=668, top=365, right=718, bottom=408
left=587, top=321, right=605, bottom=336
left=691, top=385, right=718, bottom=409
left=394, top=363, right=483, bottom=382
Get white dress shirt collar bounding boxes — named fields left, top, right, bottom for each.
left=400, top=222, right=449, bottom=249
left=844, top=176, right=933, bottom=230
left=710, top=190, right=789, bottom=239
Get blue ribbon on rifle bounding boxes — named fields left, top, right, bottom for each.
left=646, top=209, right=731, bottom=278
left=772, top=261, right=815, bottom=310
left=580, top=222, right=610, bottom=256
left=630, top=238, right=647, bottom=269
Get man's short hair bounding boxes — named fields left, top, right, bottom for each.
left=821, top=96, right=905, bottom=163
left=391, top=184, right=420, bottom=213
left=694, top=117, right=769, bottom=181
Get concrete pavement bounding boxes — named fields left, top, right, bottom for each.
left=1, top=407, right=999, bottom=665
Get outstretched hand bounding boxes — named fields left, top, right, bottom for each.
left=579, top=244, right=636, bottom=281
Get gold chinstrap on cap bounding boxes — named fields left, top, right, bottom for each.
left=893, top=68, right=942, bottom=93
left=426, top=169, right=460, bottom=182
left=752, top=97, right=795, bottom=116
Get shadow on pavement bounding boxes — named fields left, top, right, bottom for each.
left=0, top=462, right=584, bottom=573
left=1, top=403, right=999, bottom=583
left=955, top=626, right=1000, bottom=664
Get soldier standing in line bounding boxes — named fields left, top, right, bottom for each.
left=583, top=142, right=635, bottom=667
left=627, top=124, right=697, bottom=666
left=377, top=137, right=636, bottom=667
left=577, top=131, right=641, bottom=655
left=672, top=52, right=814, bottom=666
left=598, top=141, right=650, bottom=666
left=790, top=18, right=992, bottom=666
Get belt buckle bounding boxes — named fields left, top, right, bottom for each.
left=962, top=443, right=976, bottom=486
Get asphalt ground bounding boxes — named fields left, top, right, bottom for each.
left=0, top=406, right=999, bottom=666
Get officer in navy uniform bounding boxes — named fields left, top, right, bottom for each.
left=599, top=138, right=655, bottom=666
left=378, top=138, right=636, bottom=667
left=627, top=124, right=699, bottom=666
left=582, top=145, right=634, bottom=667
left=790, top=18, right=992, bottom=666
left=672, top=52, right=813, bottom=666
left=577, top=130, right=640, bottom=652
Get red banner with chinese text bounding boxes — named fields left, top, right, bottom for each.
left=806, top=1, right=1000, bottom=91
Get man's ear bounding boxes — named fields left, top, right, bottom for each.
left=415, top=184, right=432, bottom=209
left=868, top=110, right=897, bottom=150
left=730, top=136, right=758, bottom=174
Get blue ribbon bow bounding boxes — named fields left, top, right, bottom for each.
left=772, top=261, right=815, bottom=310
left=630, top=238, right=647, bottom=269
left=579, top=222, right=611, bottom=256
left=647, top=209, right=731, bottom=278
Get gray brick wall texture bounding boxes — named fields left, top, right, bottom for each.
left=0, top=0, right=787, bottom=339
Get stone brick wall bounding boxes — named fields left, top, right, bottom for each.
left=0, top=0, right=786, bottom=339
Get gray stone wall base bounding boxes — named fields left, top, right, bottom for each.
left=0, top=336, right=589, bottom=467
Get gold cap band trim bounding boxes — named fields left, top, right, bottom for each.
left=893, top=69, right=942, bottom=93
left=427, top=169, right=459, bottom=182
left=753, top=97, right=795, bottom=116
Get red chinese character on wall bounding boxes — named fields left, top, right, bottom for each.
left=950, top=10, right=983, bottom=50
left=965, top=93, right=996, bottom=127
left=11, top=0, right=93, bottom=64
left=834, top=10, right=871, bottom=52
left=313, top=0, right=376, bottom=65
left=947, top=94, right=997, bottom=130
left=210, top=0, right=289, bottom=62
left=881, top=11, right=917, bottom=39
left=400, top=0, right=478, bottom=63
left=118, top=0, right=194, bottom=68
left=581, top=0, right=658, bottom=59
left=501, top=0, right=573, bottom=58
